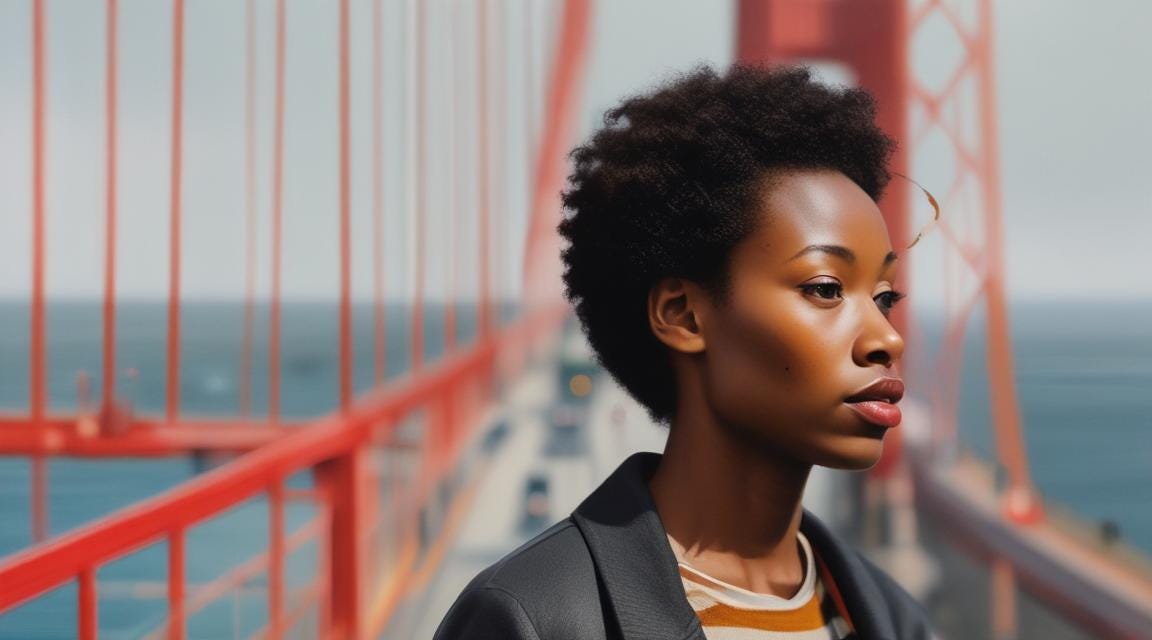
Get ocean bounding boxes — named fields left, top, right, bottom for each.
left=0, top=298, right=1148, bottom=638
left=918, top=299, right=1152, bottom=551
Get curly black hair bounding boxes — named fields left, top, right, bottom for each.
left=558, top=62, right=898, bottom=426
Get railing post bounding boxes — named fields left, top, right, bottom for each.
left=268, top=479, right=285, bottom=638
left=168, top=528, right=185, bottom=640
left=317, top=449, right=366, bottom=639
left=990, top=558, right=1018, bottom=640
left=79, top=566, right=97, bottom=640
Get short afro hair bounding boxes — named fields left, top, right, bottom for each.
left=558, top=62, right=898, bottom=426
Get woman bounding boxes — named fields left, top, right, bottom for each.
left=434, top=63, right=937, bottom=639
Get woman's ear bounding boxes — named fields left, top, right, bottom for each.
left=648, top=277, right=706, bottom=354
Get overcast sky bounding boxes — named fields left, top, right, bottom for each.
left=0, top=0, right=1148, bottom=306
left=580, top=0, right=1152, bottom=307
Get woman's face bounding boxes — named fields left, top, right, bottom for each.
left=698, top=169, right=906, bottom=470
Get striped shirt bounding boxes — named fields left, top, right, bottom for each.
left=674, top=531, right=856, bottom=639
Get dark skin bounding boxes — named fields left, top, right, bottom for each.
left=647, top=168, right=906, bottom=598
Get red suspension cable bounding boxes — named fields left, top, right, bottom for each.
left=166, top=0, right=185, bottom=423
left=270, top=0, right=286, bottom=423
left=412, top=0, right=427, bottom=372
left=241, top=0, right=257, bottom=417
left=372, top=0, right=387, bottom=384
left=339, top=0, right=353, bottom=409
left=30, top=0, right=48, bottom=543
left=493, top=0, right=507, bottom=328
left=476, top=0, right=492, bottom=339
left=103, top=0, right=119, bottom=414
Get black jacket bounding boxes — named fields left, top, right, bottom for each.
left=433, top=451, right=936, bottom=639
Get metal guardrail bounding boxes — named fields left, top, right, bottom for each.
left=0, top=303, right=568, bottom=640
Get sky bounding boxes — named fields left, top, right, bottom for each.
left=579, top=0, right=1152, bottom=307
left=0, top=0, right=1148, bottom=306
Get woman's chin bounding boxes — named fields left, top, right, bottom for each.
left=813, top=437, right=885, bottom=471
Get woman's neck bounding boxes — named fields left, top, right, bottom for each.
left=649, top=400, right=813, bottom=597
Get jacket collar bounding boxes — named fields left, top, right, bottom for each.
left=570, top=451, right=897, bottom=640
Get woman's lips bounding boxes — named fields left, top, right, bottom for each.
left=843, top=399, right=902, bottom=428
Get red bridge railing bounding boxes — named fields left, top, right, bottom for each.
left=0, top=304, right=566, bottom=638
left=0, top=0, right=592, bottom=637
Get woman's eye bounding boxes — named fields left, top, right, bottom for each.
left=875, top=290, right=907, bottom=313
left=799, top=282, right=842, bottom=300
left=799, top=283, right=908, bottom=312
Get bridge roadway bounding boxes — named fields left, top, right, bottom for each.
left=380, top=357, right=844, bottom=639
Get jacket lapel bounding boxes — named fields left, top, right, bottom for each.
left=800, top=510, right=897, bottom=639
left=570, top=452, right=706, bottom=640
left=571, top=451, right=901, bottom=640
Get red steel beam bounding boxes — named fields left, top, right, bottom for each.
left=318, top=448, right=366, bottom=638
left=0, top=418, right=297, bottom=457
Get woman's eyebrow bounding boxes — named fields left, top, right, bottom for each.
left=787, top=244, right=899, bottom=268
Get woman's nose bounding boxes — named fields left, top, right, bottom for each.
left=853, top=306, right=905, bottom=368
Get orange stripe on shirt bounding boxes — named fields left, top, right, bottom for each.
left=691, top=599, right=827, bottom=631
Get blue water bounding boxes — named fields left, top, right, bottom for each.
left=910, top=299, right=1152, bottom=554
left=0, top=300, right=511, bottom=639
left=0, top=298, right=1149, bottom=637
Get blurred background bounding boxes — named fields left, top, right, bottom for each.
left=0, top=1, right=1149, bottom=638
